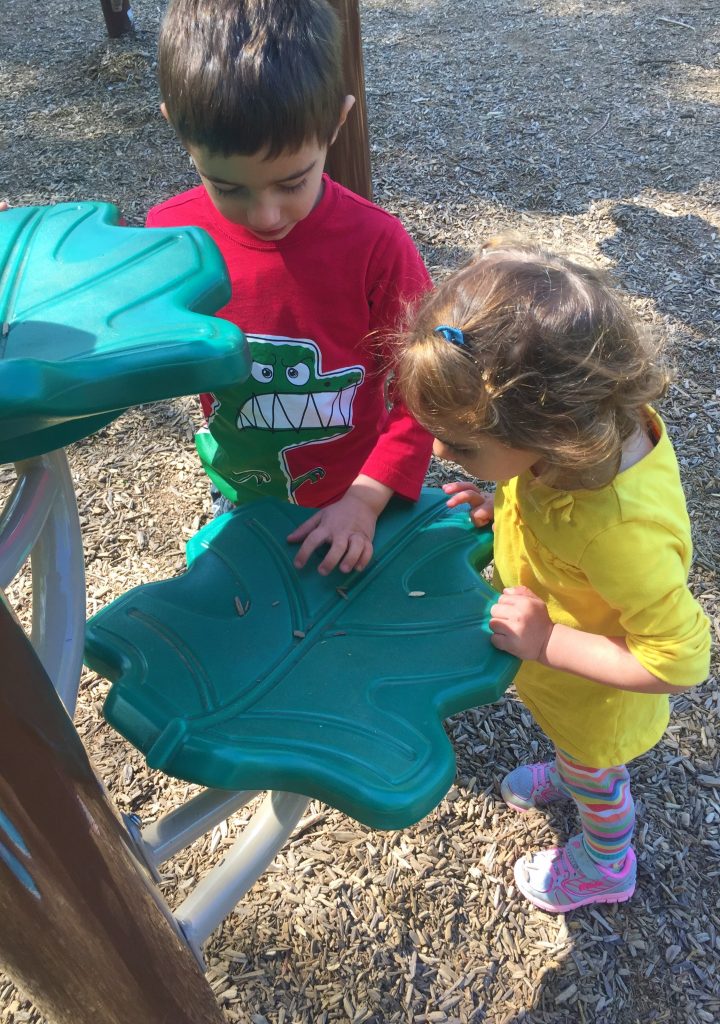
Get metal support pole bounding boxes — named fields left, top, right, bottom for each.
left=0, top=597, right=226, bottom=1024
left=0, top=460, right=57, bottom=589
left=25, top=451, right=87, bottom=718
left=1, top=453, right=86, bottom=717
left=176, top=791, right=310, bottom=964
left=141, top=788, right=261, bottom=867
left=326, top=0, right=372, bottom=199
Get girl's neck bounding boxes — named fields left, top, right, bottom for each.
left=618, top=424, right=655, bottom=472
left=533, top=423, right=655, bottom=490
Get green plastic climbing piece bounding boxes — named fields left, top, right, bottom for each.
left=85, top=489, right=518, bottom=830
left=0, top=202, right=249, bottom=463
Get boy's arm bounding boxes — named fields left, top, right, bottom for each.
left=358, top=220, right=434, bottom=501
left=359, top=390, right=433, bottom=501
left=289, top=474, right=392, bottom=575
left=289, top=220, right=433, bottom=575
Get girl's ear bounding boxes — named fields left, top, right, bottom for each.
left=329, top=95, right=356, bottom=145
left=159, top=101, right=169, bottom=122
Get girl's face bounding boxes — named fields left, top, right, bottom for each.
left=433, top=434, right=539, bottom=482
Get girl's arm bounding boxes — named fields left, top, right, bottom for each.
left=489, top=586, right=693, bottom=694
left=540, top=625, right=685, bottom=694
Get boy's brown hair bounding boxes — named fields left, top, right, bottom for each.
left=397, top=237, right=671, bottom=489
left=159, top=0, right=345, bottom=157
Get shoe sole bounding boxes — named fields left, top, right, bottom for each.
left=504, top=797, right=533, bottom=813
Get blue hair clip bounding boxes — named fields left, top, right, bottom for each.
left=434, top=325, right=466, bottom=347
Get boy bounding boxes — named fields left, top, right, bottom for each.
left=146, top=0, right=433, bottom=576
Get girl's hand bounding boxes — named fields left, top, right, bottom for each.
left=442, top=481, right=495, bottom=527
left=489, top=586, right=554, bottom=661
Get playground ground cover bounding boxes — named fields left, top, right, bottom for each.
left=1, top=0, right=719, bottom=1021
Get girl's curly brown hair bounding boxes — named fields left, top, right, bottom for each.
left=396, top=237, right=671, bottom=489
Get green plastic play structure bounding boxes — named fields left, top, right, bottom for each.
left=86, top=491, right=512, bottom=831
left=0, top=203, right=245, bottom=463
left=0, top=202, right=518, bottom=975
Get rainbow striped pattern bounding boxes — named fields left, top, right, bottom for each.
left=555, top=750, right=635, bottom=867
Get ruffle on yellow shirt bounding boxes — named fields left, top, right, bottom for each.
left=532, top=489, right=575, bottom=525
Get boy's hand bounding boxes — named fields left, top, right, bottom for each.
left=442, top=481, right=495, bottom=527
left=489, top=586, right=554, bottom=661
left=288, top=476, right=393, bottom=576
left=0, top=201, right=9, bottom=212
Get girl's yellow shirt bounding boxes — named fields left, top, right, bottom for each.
left=493, top=410, right=711, bottom=767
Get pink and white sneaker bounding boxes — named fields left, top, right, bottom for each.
left=514, top=834, right=637, bottom=913
left=501, top=761, right=569, bottom=813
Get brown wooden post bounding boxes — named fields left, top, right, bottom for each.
left=326, top=0, right=372, bottom=199
left=0, top=598, right=225, bottom=1024
left=99, top=0, right=134, bottom=38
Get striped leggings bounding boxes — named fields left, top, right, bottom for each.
left=555, top=749, right=635, bottom=867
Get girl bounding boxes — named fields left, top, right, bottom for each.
left=395, top=238, right=710, bottom=913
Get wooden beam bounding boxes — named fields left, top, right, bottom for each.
left=325, top=0, right=372, bottom=199
left=100, top=0, right=134, bottom=38
left=0, top=597, right=225, bottom=1024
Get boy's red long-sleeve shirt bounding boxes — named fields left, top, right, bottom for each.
left=146, top=175, right=433, bottom=507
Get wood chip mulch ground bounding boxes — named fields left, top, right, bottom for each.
left=1, top=0, right=718, bottom=1022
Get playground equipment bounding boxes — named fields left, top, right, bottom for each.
left=0, top=203, right=517, bottom=1022
left=0, top=202, right=247, bottom=1024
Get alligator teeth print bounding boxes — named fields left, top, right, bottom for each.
left=198, top=335, right=366, bottom=502
left=237, top=385, right=359, bottom=432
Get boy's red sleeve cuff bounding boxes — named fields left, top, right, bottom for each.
left=360, top=417, right=433, bottom=501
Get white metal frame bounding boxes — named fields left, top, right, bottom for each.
left=1, top=451, right=86, bottom=716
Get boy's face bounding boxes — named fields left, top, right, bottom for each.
left=188, top=139, right=329, bottom=241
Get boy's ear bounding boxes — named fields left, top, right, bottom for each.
left=159, top=101, right=169, bottom=122
left=329, top=95, right=356, bottom=145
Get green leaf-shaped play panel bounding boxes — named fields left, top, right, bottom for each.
left=0, top=203, right=249, bottom=463
left=85, top=489, right=518, bottom=830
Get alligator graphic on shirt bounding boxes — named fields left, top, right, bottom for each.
left=196, top=335, right=365, bottom=503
